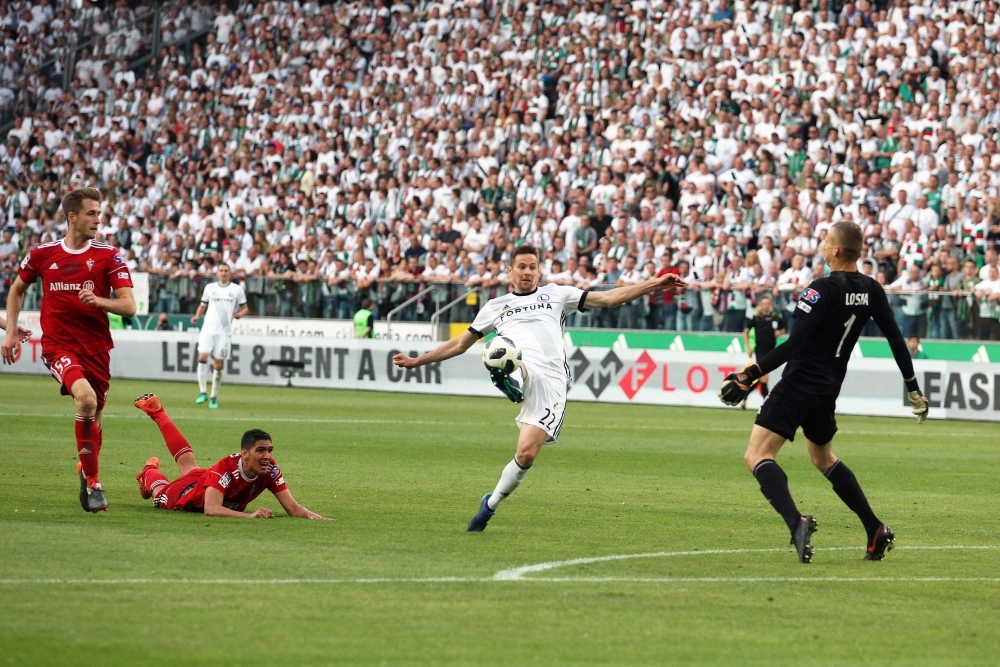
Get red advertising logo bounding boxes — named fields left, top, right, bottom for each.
left=618, top=350, right=657, bottom=400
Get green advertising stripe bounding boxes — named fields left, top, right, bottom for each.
left=567, top=330, right=1000, bottom=361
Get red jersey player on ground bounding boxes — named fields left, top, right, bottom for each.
left=133, top=394, right=329, bottom=519
left=2, top=188, right=136, bottom=513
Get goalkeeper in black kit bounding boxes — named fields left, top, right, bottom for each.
left=718, top=223, right=929, bottom=564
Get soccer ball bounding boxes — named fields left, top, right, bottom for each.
left=482, top=336, right=522, bottom=374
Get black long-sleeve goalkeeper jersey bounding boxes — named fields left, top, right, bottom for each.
left=756, top=271, right=914, bottom=396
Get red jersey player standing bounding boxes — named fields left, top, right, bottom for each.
left=133, top=394, right=328, bottom=520
left=2, top=188, right=136, bottom=513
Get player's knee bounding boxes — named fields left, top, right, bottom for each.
left=74, top=391, right=98, bottom=415
left=515, top=448, right=537, bottom=467
left=808, top=444, right=837, bottom=471
left=744, top=449, right=763, bottom=472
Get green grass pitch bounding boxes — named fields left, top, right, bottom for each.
left=1, top=373, right=999, bottom=666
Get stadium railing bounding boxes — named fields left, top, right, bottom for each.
left=2, top=268, right=999, bottom=342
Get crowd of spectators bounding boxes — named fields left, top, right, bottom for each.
left=0, top=0, right=215, bottom=124
left=3, top=0, right=1000, bottom=340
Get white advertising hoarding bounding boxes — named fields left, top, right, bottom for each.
left=16, top=311, right=434, bottom=341
left=3, top=332, right=998, bottom=422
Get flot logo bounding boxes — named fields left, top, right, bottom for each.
left=617, top=350, right=657, bottom=400
left=569, top=349, right=656, bottom=399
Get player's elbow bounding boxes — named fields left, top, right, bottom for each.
left=122, top=300, right=138, bottom=318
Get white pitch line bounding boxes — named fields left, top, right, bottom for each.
left=0, top=412, right=489, bottom=426
left=0, top=412, right=985, bottom=438
left=1, top=576, right=998, bottom=585
left=0, top=577, right=483, bottom=585
left=491, top=545, right=1000, bottom=581
left=514, top=576, right=1000, bottom=583
left=1, top=545, right=996, bottom=586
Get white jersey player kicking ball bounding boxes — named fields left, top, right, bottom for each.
left=393, top=245, right=684, bottom=532
left=190, top=264, right=248, bottom=408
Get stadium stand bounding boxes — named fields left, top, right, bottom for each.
left=2, top=0, right=1000, bottom=340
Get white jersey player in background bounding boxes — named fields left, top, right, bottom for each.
left=190, top=263, right=248, bottom=408
left=393, top=245, right=684, bottom=531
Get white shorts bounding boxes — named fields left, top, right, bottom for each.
left=515, top=369, right=570, bottom=444
left=197, top=331, right=232, bottom=360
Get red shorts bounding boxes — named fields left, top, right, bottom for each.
left=155, top=468, right=208, bottom=512
left=42, top=349, right=112, bottom=412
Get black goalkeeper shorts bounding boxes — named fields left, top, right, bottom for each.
left=754, top=380, right=838, bottom=444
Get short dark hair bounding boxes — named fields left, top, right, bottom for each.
left=512, top=244, right=540, bottom=262
left=829, top=222, right=864, bottom=263
left=241, top=429, right=272, bottom=450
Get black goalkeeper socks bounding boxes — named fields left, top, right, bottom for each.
left=824, top=460, right=881, bottom=540
left=752, top=459, right=801, bottom=534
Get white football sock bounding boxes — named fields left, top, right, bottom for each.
left=487, top=456, right=531, bottom=510
left=197, top=362, right=208, bottom=393
left=211, top=368, right=222, bottom=398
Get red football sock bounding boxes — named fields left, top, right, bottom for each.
left=151, top=411, right=193, bottom=461
left=142, top=468, right=169, bottom=495
left=75, top=415, right=99, bottom=485
left=95, top=421, right=103, bottom=459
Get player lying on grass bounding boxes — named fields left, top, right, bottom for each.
left=133, top=394, right=328, bottom=519
left=718, top=222, right=928, bottom=563
left=0, top=315, right=32, bottom=343
left=393, top=244, right=683, bottom=532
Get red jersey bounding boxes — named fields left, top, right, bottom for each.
left=175, top=454, right=288, bottom=513
left=18, top=239, right=133, bottom=355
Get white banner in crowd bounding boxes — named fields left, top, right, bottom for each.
left=132, top=272, right=150, bottom=316
left=229, top=317, right=435, bottom=341
left=16, top=311, right=434, bottom=341
left=3, top=332, right=999, bottom=422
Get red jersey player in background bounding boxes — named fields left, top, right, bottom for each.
left=133, top=394, right=328, bottom=520
left=2, top=188, right=136, bottom=513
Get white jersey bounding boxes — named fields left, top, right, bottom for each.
left=471, top=283, right=587, bottom=380
left=199, top=281, right=247, bottom=335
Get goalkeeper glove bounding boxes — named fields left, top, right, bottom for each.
left=718, top=363, right=763, bottom=407
left=905, top=378, right=929, bottom=423
left=489, top=367, right=524, bottom=403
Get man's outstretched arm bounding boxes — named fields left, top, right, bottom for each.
left=393, top=329, right=480, bottom=369
left=203, top=487, right=274, bottom=518
left=583, top=273, right=684, bottom=309
left=274, top=489, right=330, bottom=519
